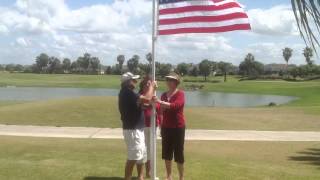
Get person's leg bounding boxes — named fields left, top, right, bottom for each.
left=124, top=129, right=145, bottom=180
left=162, top=128, right=174, bottom=180
left=124, top=130, right=136, bottom=180
left=145, top=160, right=151, bottom=178
left=165, top=160, right=173, bottom=180
left=177, top=163, right=184, bottom=180
left=136, top=128, right=147, bottom=180
left=174, top=128, right=185, bottom=180
left=144, top=128, right=151, bottom=178
left=137, top=163, right=145, bottom=180
left=125, top=160, right=136, bottom=180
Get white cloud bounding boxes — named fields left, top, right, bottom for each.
left=248, top=5, right=299, bottom=36
left=0, top=7, right=54, bottom=35
left=157, top=34, right=235, bottom=64
left=246, top=42, right=307, bottom=65
left=52, top=34, right=72, bottom=47
left=15, top=37, right=29, bottom=47
left=15, top=0, right=67, bottom=22
left=112, top=0, right=151, bottom=18
left=0, top=24, right=8, bottom=34
left=0, top=0, right=316, bottom=66
left=52, top=5, right=130, bottom=33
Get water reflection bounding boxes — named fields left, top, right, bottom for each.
left=0, top=87, right=297, bottom=107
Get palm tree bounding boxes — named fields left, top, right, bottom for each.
left=146, top=53, right=152, bottom=64
left=283, top=48, right=293, bottom=66
left=291, top=1, right=320, bottom=52
left=303, top=47, right=314, bottom=65
left=117, top=55, right=125, bottom=72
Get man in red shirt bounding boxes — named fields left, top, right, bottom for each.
left=154, top=72, right=185, bottom=180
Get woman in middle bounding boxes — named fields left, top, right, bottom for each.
left=139, top=75, right=161, bottom=178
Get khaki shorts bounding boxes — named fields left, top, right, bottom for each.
left=123, top=129, right=147, bottom=164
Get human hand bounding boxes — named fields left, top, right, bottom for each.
left=152, top=95, right=160, bottom=103
left=152, top=81, right=158, bottom=89
left=141, top=103, right=151, bottom=109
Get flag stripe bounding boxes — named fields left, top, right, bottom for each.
left=157, top=0, right=251, bottom=35
left=159, top=0, right=236, bottom=9
left=159, top=7, right=245, bottom=20
left=159, top=12, right=248, bottom=25
left=158, top=18, right=250, bottom=30
left=159, top=2, right=241, bottom=15
left=158, top=24, right=251, bottom=35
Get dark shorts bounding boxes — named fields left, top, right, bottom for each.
left=161, top=127, right=185, bottom=164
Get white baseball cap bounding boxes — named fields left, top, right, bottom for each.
left=121, top=72, right=140, bottom=83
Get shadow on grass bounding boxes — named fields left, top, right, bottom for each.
left=84, top=177, right=123, bottom=180
left=289, top=148, right=320, bottom=166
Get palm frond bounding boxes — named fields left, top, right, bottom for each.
left=291, top=0, right=320, bottom=52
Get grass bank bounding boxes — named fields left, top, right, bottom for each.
left=0, top=72, right=120, bottom=89
left=0, top=97, right=320, bottom=131
left=0, top=101, right=25, bottom=107
left=0, top=136, right=319, bottom=180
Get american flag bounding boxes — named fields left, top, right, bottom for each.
left=158, top=0, right=251, bottom=35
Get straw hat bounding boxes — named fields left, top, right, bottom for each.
left=165, top=72, right=181, bottom=83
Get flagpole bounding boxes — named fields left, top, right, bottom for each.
left=150, top=0, right=158, bottom=180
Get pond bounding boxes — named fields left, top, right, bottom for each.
left=0, top=87, right=297, bottom=107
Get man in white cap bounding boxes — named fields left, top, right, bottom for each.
left=118, top=72, right=157, bottom=180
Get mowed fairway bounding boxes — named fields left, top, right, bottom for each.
left=0, top=73, right=120, bottom=89
left=0, top=136, right=319, bottom=180
left=0, top=97, right=320, bottom=131
left=0, top=101, right=25, bottom=107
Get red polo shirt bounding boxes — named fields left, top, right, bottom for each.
left=144, top=103, right=161, bottom=127
left=161, top=90, right=186, bottom=128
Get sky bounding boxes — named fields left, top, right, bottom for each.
left=0, top=0, right=318, bottom=66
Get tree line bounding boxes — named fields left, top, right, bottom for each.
left=0, top=46, right=319, bottom=81
left=32, top=53, right=102, bottom=74
left=107, top=46, right=319, bottom=81
left=0, top=53, right=102, bottom=74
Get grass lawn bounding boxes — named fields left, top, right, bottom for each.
left=0, top=136, right=319, bottom=180
left=0, top=101, right=25, bottom=107
left=1, top=97, right=320, bottom=131
left=0, top=97, right=120, bottom=128
left=0, top=72, right=121, bottom=89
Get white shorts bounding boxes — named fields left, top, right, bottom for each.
left=123, top=129, right=147, bottom=164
